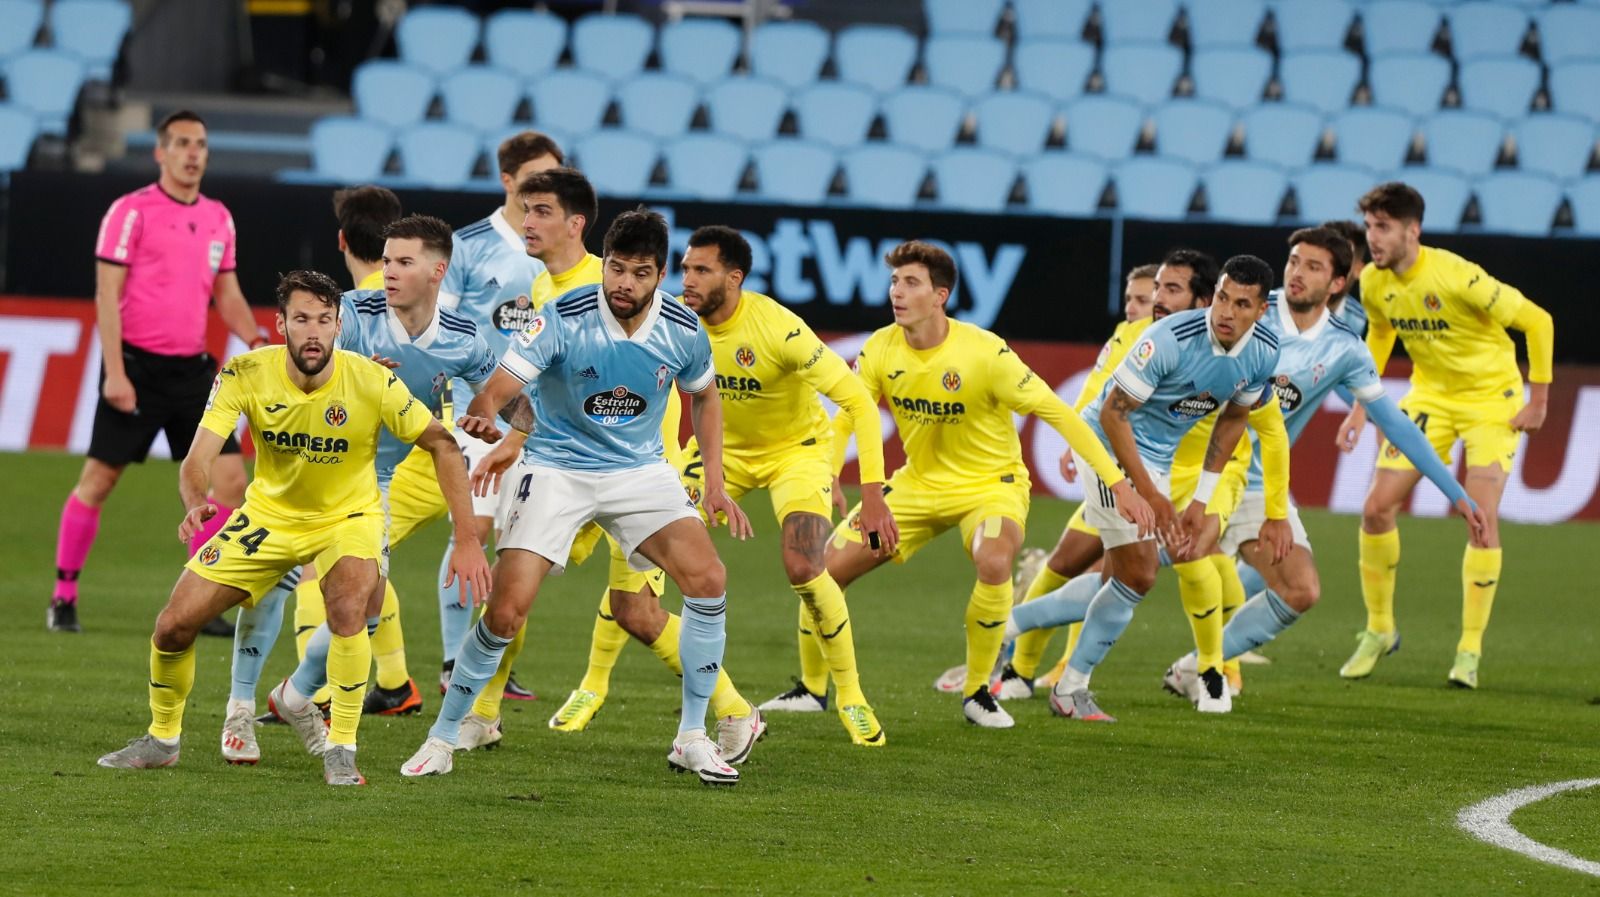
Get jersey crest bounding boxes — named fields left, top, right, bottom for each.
left=942, top=369, right=962, bottom=392
left=734, top=345, right=756, bottom=368
left=324, top=401, right=348, bottom=427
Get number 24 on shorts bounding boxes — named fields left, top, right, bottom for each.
left=216, top=511, right=270, bottom=555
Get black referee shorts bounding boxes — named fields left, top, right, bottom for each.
left=87, top=343, right=241, bottom=466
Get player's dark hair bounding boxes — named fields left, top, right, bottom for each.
left=156, top=110, right=206, bottom=146
left=687, top=225, right=753, bottom=276
left=518, top=167, right=598, bottom=238
left=1127, top=263, right=1160, bottom=282
left=884, top=240, right=957, bottom=292
left=498, top=130, right=565, bottom=174
left=1219, top=254, right=1275, bottom=302
left=603, top=207, right=670, bottom=270
left=275, top=270, right=342, bottom=313
left=332, top=185, right=402, bottom=263
left=383, top=213, right=454, bottom=261
left=1288, top=227, right=1355, bottom=281
left=1160, top=248, right=1219, bottom=301
left=1358, top=181, right=1426, bottom=224
left=1320, top=219, right=1367, bottom=264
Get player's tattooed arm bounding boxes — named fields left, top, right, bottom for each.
left=496, top=392, right=535, bottom=435
left=1098, top=386, right=1165, bottom=540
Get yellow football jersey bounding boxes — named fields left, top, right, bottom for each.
left=356, top=269, right=383, bottom=291
left=200, top=347, right=428, bottom=522
left=1074, top=317, right=1153, bottom=412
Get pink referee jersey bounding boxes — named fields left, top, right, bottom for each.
left=94, top=183, right=237, bottom=357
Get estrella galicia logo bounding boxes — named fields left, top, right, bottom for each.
left=199, top=545, right=222, bottom=566
left=1167, top=391, right=1220, bottom=420
left=324, top=401, right=348, bottom=427
left=1271, top=375, right=1303, bottom=412
left=584, top=386, right=648, bottom=426
left=494, top=294, right=538, bottom=335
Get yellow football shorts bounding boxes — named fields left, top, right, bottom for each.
left=680, top=437, right=834, bottom=524
left=1170, top=458, right=1249, bottom=530
left=566, top=524, right=667, bottom=596
left=1377, top=388, right=1522, bottom=473
left=188, top=504, right=384, bottom=605
left=833, top=469, right=1031, bottom=562
left=1065, top=502, right=1098, bottom=536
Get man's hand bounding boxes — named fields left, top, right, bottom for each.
left=1510, top=395, right=1547, bottom=434
left=1335, top=405, right=1365, bottom=452
left=702, top=486, right=754, bottom=541
left=1112, top=480, right=1157, bottom=540
left=442, top=539, right=493, bottom=607
left=831, top=475, right=849, bottom=519
left=855, top=486, right=898, bottom=556
left=104, top=371, right=137, bottom=414
left=179, top=503, right=218, bottom=543
left=1058, top=449, right=1078, bottom=483
left=456, top=414, right=503, bottom=444
left=1258, top=518, right=1293, bottom=563
left=470, top=436, right=523, bottom=497
left=1174, top=501, right=1212, bottom=560
left=1456, top=497, right=1490, bottom=547
left=369, top=353, right=401, bottom=370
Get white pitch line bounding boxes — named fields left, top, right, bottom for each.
left=1457, top=778, right=1600, bottom=877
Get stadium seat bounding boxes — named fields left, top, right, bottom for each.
left=1474, top=172, right=1562, bottom=236
left=659, top=18, right=741, bottom=85
left=704, top=77, right=788, bottom=142
left=841, top=144, right=927, bottom=209
left=1100, top=43, right=1183, bottom=106
left=1152, top=100, right=1236, bottom=166
left=1099, top=0, right=1180, bottom=45
left=1187, top=0, right=1268, bottom=49
left=1011, top=0, right=1093, bottom=40
left=394, top=5, right=479, bottom=75
left=1331, top=107, right=1416, bottom=172
left=1359, top=1, right=1442, bottom=56
left=834, top=25, right=918, bottom=93
left=483, top=10, right=566, bottom=78
left=1203, top=161, right=1289, bottom=224
left=47, top=0, right=129, bottom=80
left=924, top=0, right=1005, bottom=36
left=0, top=103, right=38, bottom=172
left=924, top=35, right=1006, bottom=99
left=880, top=86, right=967, bottom=153
left=352, top=61, right=434, bottom=128
left=1190, top=46, right=1273, bottom=109
left=308, top=117, right=393, bottom=183
left=1537, top=6, right=1600, bottom=66
left=571, top=14, right=653, bottom=79
left=1421, top=111, right=1505, bottom=176
left=749, top=21, right=830, bottom=89
left=575, top=130, right=658, bottom=197
left=1569, top=176, right=1600, bottom=237
left=794, top=81, right=878, bottom=149
left=1012, top=39, right=1096, bottom=102
left=439, top=67, right=521, bottom=134
left=1513, top=114, right=1597, bottom=181
left=1386, top=168, right=1470, bottom=231
left=1241, top=103, right=1325, bottom=168
left=1024, top=153, right=1109, bottom=216
left=530, top=69, right=612, bottom=136
left=752, top=141, right=837, bottom=205
left=1457, top=56, right=1541, bottom=119
left=663, top=134, right=748, bottom=200
left=615, top=73, right=700, bottom=140
left=1367, top=54, right=1452, bottom=118
left=1447, top=3, right=1530, bottom=61
left=397, top=123, right=480, bottom=188
left=1063, top=94, right=1147, bottom=160
left=1279, top=50, right=1362, bottom=114
left=1114, top=157, right=1199, bottom=220
left=1271, top=0, right=1356, bottom=52
left=1292, top=165, right=1378, bottom=222
left=3, top=49, right=86, bottom=135
left=932, top=149, right=1017, bottom=213
left=0, top=0, right=43, bottom=63
left=973, top=92, right=1056, bottom=156
left=1549, top=62, right=1600, bottom=122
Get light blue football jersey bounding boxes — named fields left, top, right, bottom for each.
left=439, top=210, right=546, bottom=411
left=1330, top=290, right=1367, bottom=338
left=498, top=284, right=714, bottom=472
left=1084, top=306, right=1281, bottom=471
left=338, top=289, right=499, bottom=473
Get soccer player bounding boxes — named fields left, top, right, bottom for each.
left=1334, top=182, right=1554, bottom=689
left=1321, top=218, right=1368, bottom=335
left=96, top=270, right=490, bottom=785
left=52, top=110, right=268, bottom=634
left=402, top=209, right=756, bottom=785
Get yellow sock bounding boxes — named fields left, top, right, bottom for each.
left=293, top=579, right=331, bottom=704
left=1359, top=528, right=1401, bottom=634
left=1175, top=558, right=1224, bottom=673
left=647, top=614, right=750, bottom=718
left=1459, top=546, right=1503, bottom=655
left=1215, top=553, right=1246, bottom=681
left=371, top=581, right=409, bottom=690
left=578, top=589, right=630, bottom=698
left=1012, top=565, right=1069, bottom=678
left=1059, top=622, right=1083, bottom=671
left=472, top=620, right=527, bottom=721
left=147, top=641, right=195, bottom=740
left=797, top=602, right=829, bottom=697
left=794, top=572, right=866, bottom=707
left=962, top=579, right=1013, bottom=697
left=325, top=630, right=371, bottom=747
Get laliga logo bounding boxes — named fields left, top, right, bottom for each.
left=735, top=346, right=756, bottom=368
left=199, top=545, right=222, bottom=566
left=942, top=369, right=962, bottom=392
left=324, top=401, right=348, bottom=427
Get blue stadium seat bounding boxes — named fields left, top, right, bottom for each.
left=932, top=149, right=1017, bottom=213
left=794, top=81, right=878, bottom=149
left=1099, top=0, right=1180, bottom=45
left=1331, top=107, right=1416, bottom=171
left=705, top=77, right=788, bottom=142
left=1549, top=62, right=1600, bottom=122
left=440, top=67, right=521, bottom=134
left=1458, top=56, right=1541, bottom=119
left=663, top=134, right=748, bottom=200
left=308, top=117, right=393, bottom=183
left=1013, top=40, right=1096, bottom=102
left=616, top=73, right=700, bottom=140
left=1513, top=114, right=1597, bottom=181
left=841, top=144, right=927, bottom=209
left=0, top=103, right=38, bottom=172
left=352, top=61, right=434, bottom=128
left=1569, top=176, right=1600, bottom=237
left=1448, top=3, right=1530, bottom=61
left=1386, top=168, right=1470, bottom=231
left=575, top=130, right=659, bottom=197
left=1279, top=50, right=1362, bottom=114
left=1421, top=111, right=1505, bottom=176
left=1012, top=0, right=1093, bottom=40
left=881, top=86, right=967, bottom=153
left=1064, top=94, right=1147, bottom=160
left=1191, top=46, right=1273, bottom=109
left=1152, top=100, right=1236, bottom=165
left=750, top=21, right=830, bottom=89
left=3, top=49, right=85, bottom=135
left=924, top=0, right=1005, bottom=36
left=1359, top=1, right=1442, bottom=56
left=1474, top=172, right=1562, bottom=236
left=835, top=25, right=918, bottom=93
left=1187, top=0, right=1268, bottom=49
left=924, top=35, right=1006, bottom=99
left=0, top=0, right=43, bottom=63
left=571, top=14, right=653, bottom=79
left=1537, top=6, right=1600, bottom=66
left=394, top=5, right=479, bottom=76
left=1101, top=43, right=1182, bottom=106
left=483, top=10, right=566, bottom=78
left=397, top=123, right=480, bottom=188
left=1272, top=0, right=1356, bottom=52
left=660, top=18, right=741, bottom=85
left=1292, top=165, right=1378, bottom=222
left=1114, top=157, right=1199, bottom=220
left=973, top=92, right=1056, bottom=156
left=1367, top=54, right=1452, bottom=117
left=48, top=0, right=130, bottom=80
left=1241, top=103, right=1325, bottom=168
left=530, top=69, right=612, bottom=135
left=1024, top=153, right=1109, bottom=216
left=753, top=141, right=837, bottom=204
left=1203, top=161, right=1289, bottom=224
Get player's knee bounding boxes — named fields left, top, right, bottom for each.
left=75, top=461, right=121, bottom=505
left=482, top=600, right=524, bottom=640
left=1119, top=564, right=1159, bottom=595
left=781, top=549, right=825, bottom=585
left=1361, top=498, right=1399, bottom=533
left=151, top=608, right=195, bottom=652
left=678, top=556, right=727, bottom=598
left=1283, top=577, right=1320, bottom=613
left=973, top=549, right=1013, bottom=586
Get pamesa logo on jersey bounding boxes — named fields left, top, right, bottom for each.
left=494, top=294, right=538, bottom=335
left=584, top=385, right=648, bottom=426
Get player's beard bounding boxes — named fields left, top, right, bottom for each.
left=607, top=289, right=649, bottom=320
left=288, top=338, right=332, bottom=376
left=1286, top=287, right=1326, bottom=314
left=689, top=284, right=727, bottom=320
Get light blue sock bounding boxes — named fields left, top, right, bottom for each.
left=288, top=614, right=380, bottom=697
left=1236, top=560, right=1268, bottom=603
left=231, top=569, right=299, bottom=701
left=1011, top=572, right=1102, bottom=633
left=438, top=536, right=472, bottom=664
left=678, top=595, right=727, bottom=736
left=430, top=618, right=511, bottom=744
left=1067, top=578, right=1145, bottom=675
left=1222, top=589, right=1300, bottom=659
left=1158, top=546, right=1173, bottom=568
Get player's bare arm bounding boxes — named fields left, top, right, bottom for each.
left=1099, top=385, right=1172, bottom=541
left=687, top=383, right=752, bottom=540
left=457, top=366, right=526, bottom=443
left=212, top=270, right=268, bottom=349
left=415, top=418, right=493, bottom=605
left=177, top=428, right=227, bottom=543
left=94, top=260, right=135, bottom=412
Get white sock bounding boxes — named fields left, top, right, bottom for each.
left=1059, top=665, right=1090, bottom=694
left=226, top=697, right=256, bottom=717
